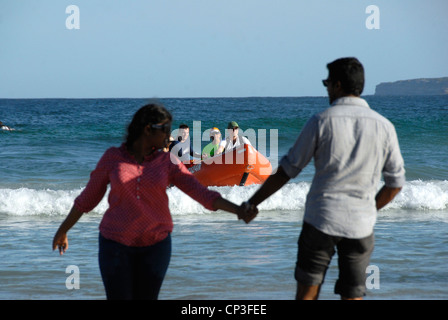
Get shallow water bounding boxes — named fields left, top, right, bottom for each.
left=1, top=96, right=447, bottom=300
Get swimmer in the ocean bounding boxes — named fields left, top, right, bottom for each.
left=0, top=121, right=14, bottom=131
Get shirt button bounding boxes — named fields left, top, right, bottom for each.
left=136, top=195, right=140, bottom=200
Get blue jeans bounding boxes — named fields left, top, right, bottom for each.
left=98, top=233, right=171, bottom=300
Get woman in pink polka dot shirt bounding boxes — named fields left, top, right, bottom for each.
left=53, top=103, right=256, bottom=299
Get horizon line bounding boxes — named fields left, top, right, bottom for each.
left=0, top=94, right=380, bottom=100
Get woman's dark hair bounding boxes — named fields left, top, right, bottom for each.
left=125, top=103, right=172, bottom=148
left=327, top=57, right=365, bottom=96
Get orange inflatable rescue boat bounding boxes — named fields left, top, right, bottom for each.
left=187, top=144, right=272, bottom=187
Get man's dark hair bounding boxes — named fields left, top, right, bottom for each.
left=327, top=57, right=365, bottom=96
left=179, top=124, right=189, bottom=129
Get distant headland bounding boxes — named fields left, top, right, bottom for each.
left=374, top=77, right=448, bottom=96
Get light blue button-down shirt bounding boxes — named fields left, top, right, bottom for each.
left=280, top=97, right=405, bottom=238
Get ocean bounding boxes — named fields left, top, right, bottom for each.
left=0, top=96, right=447, bottom=300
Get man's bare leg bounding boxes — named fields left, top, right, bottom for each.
left=341, top=296, right=363, bottom=300
left=296, top=283, right=322, bottom=300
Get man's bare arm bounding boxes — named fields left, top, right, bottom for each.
left=375, top=186, right=402, bottom=210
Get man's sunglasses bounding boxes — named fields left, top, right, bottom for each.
left=322, top=79, right=330, bottom=87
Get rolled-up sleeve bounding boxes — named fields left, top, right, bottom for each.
left=280, top=116, right=318, bottom=179
left=383, top=127, right=406, bottom=188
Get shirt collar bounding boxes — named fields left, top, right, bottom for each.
left=331, top=96, right=370, bottom=109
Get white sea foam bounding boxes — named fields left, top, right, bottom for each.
left=0, top=187, right=101, bottom=216
left=387, top=180, right=448, bottom=211
left=0, top=180, right=447, bottom=217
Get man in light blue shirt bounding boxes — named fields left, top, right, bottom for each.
left=244, top=57, right=405, bottom=300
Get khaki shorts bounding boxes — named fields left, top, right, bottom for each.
left=295, top=222, right=374, bottom=298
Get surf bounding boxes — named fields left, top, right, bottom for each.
left=1, top=180, right=447, bottom=217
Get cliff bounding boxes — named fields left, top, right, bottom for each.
left=374, top=77, right=448, bottom=96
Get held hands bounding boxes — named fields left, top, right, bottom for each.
left=237, top=201, right=258, bottom=224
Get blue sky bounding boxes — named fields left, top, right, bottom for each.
left=1, top=0, right=447, bottom=98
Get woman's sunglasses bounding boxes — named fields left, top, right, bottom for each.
left=150, top=123, right=171, bottom=134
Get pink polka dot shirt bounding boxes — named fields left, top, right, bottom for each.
left=74, top=144, right=221, bottom=247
